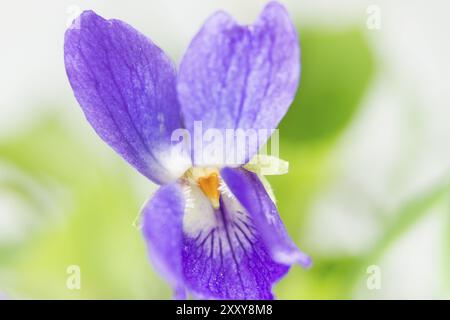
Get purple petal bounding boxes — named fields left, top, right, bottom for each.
left=221, top=167, right=311, bottom=267
left=64, top=11, right=187, bottom=184
left=142, top=182, right=186, bottom=293
left=181, top=184, right=289, bottom=299
left=142, top=180, right=292, bottom=299
left=178, top=2, right=300, bottom=164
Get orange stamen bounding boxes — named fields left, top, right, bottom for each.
left=197, top=172, right=220, bottom=209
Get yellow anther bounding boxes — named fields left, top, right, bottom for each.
left=197, top=172, right=220, bottom=209
left=186, top=167, right=221, bottom=209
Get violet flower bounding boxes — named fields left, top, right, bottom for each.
left=64, top=1, right=311, bottom=299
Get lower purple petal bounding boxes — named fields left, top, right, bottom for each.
left=142, top=169, right=308, bottom=299
left=142, top=183, right=185, bottom=292
left=220, top=167, right=312, bottom=267
left=181, top=194, right=288, bottom=299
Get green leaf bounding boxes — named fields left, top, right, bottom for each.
left=269, top=27, right=375, bottom=243
left=279, top=28, right=375, bottom=143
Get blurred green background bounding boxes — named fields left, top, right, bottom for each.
left=0, top=0, right=449, bottom=299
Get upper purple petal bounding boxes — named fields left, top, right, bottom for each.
left=64, top=11, right=187, bottom=184
left=177, top=2, right=300, bottom=163
left=221, top=167, right=311, bottom=268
